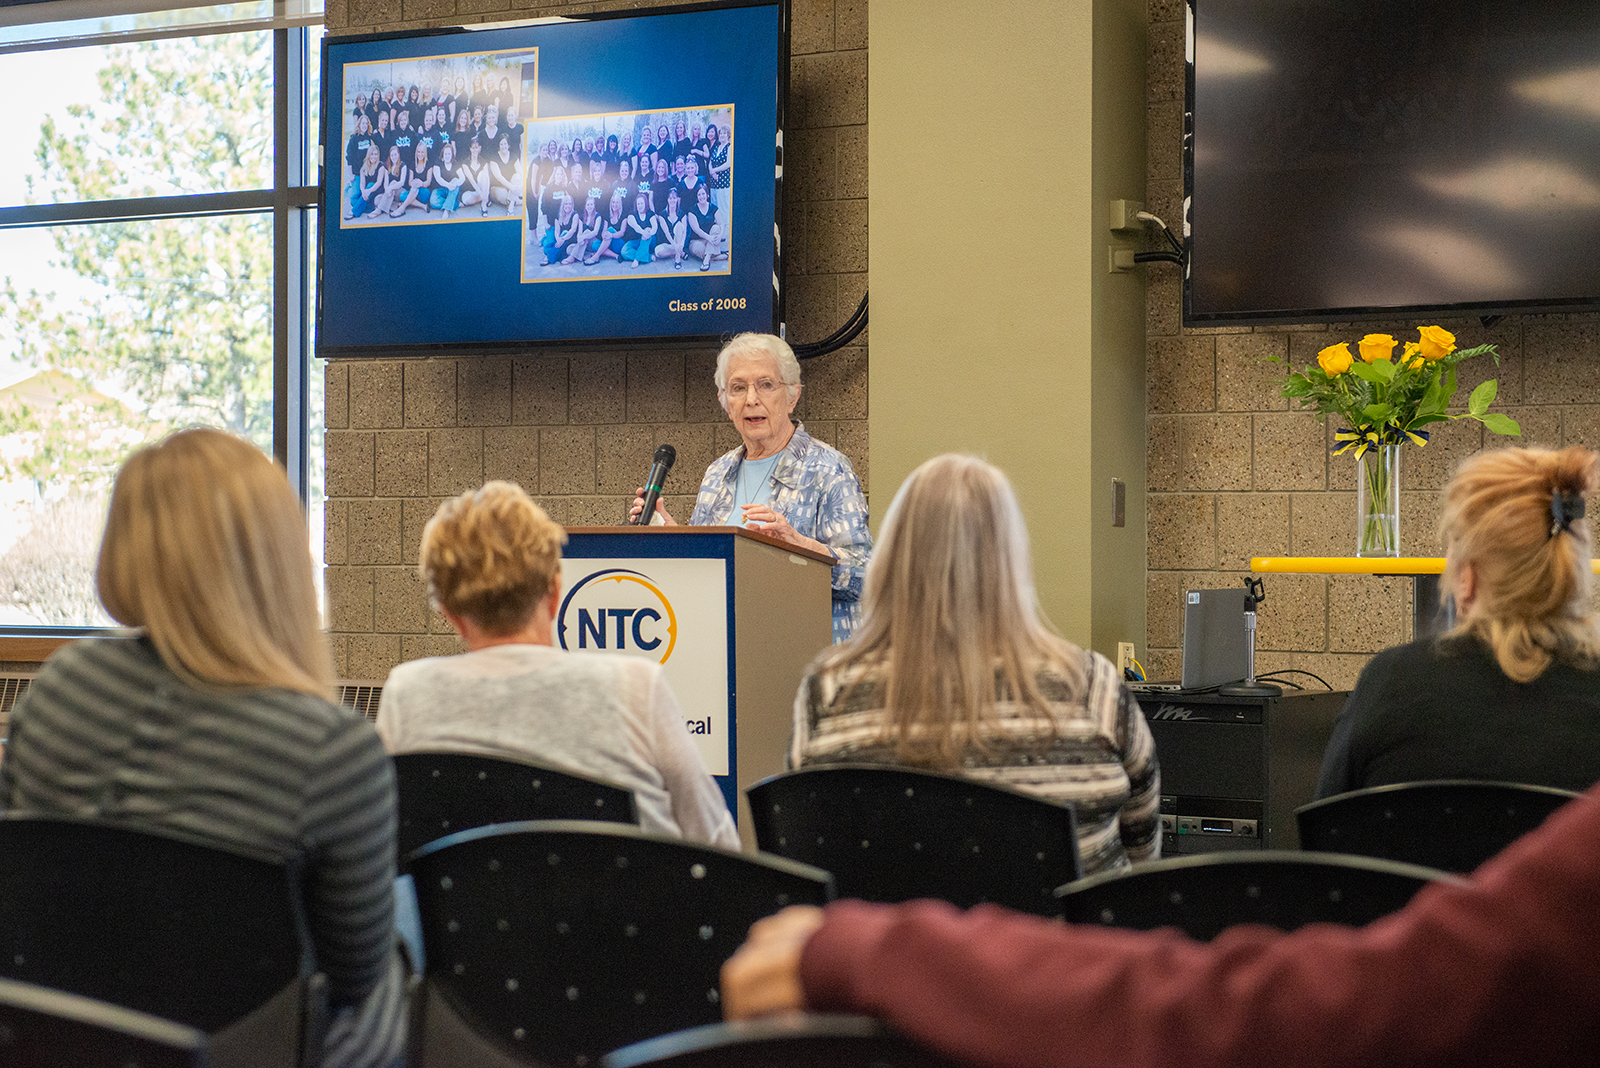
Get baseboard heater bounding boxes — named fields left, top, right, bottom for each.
left=0, top=674, right=385, bottom=735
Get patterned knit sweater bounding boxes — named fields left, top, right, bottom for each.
left=791, top=648, right=1160, bottom=874
left=0, top=637, right=405, bottom=1068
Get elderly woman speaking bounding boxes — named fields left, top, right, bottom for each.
left=632, top=332, right=872, bottom=642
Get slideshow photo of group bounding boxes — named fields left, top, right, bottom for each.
left=339, top=49, right=535, bottom=226
left=521, top=106, right=734, bottom=281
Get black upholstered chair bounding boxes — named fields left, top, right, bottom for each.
left=0, top=976, right=210, bottom=1068
left=406, top=820, right=834, bottom=1068
left=1056, top=850, right=1461, bottom=940
left=0, top=816, right=326, bottom=1068
left=1295, top=779, right=1581, bottom=873
left=392, top=751, right=638, bottom=863
left=603, top=1015, right=968, bottom=1068
left=746, top=765, right=1079, bottom=916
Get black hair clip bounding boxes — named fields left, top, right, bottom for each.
left=1550, top=490, right=1586, bottom=538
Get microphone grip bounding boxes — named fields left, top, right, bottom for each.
left=635, top=461, right=669, bottom=525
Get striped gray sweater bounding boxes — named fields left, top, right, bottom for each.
left=791, top=648, right=1161, bottom=875
left=0, top=637, right=404, bottom=1068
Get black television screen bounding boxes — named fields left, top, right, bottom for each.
left=1185, top=0, right=1600, bottom=325
left=317, top=1, right=785, bottom=355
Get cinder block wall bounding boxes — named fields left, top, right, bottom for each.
left=322, top=0, right=868, bottom=680
left=1142, top=0, right=1600, bottom=688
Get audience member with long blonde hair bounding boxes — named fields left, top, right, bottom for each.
left=1317, top=445, right=1600, bottom=797
left=789, top=454, right=1159, bottom=875
left=0, top=428, right=406, bottom=1068
left=374, top=481, right=738, bottom=848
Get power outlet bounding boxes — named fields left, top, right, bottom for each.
left=1108, top=198, right=1145, bottom=231
left=1117, top=642, right=1136, bottom=676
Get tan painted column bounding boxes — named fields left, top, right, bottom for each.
left=868, top=0, right=1148, bottom=657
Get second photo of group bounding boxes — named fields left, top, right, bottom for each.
left=521, top=105, right=734, bottom=280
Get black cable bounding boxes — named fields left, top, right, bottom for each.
left=1255, top=669, right=1334, bottom=691
left=795, top=294, right=866, bottom=355
left=794, top=304, right=865, bottom=359
left=794, top=291, right=868, bottom=360
left=799, top=302, right=864, bottom=353
left=1158, top=221, right=1184, bottom=256
left=1132, top=210, right=1186, bottom=263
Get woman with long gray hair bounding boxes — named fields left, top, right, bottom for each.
left=787, top=453, right=1159, bottom=875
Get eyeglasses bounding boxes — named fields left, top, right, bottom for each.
left=724, top=378, right=783, bottom=400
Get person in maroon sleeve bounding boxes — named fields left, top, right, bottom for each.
left=724, top=780, right=1600, bottom=1068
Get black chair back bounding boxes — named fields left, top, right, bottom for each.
left=393, top=751, right=638, bottom=863
left=746, top=765, right=1079, bottom=916
left=1295, top=779, right=1581, bottom=873
left=0, top=976, right=210, bottom=1068
left=406, top=820, right=834, bottom=1068
left=1056, top=850, right=1461, bottom=940
left=603, top=1015, right=968, bottom=1068
left=0, top=816, right=325, bottom=1067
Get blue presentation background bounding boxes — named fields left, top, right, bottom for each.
left=318, top=4, right=780, bottom=352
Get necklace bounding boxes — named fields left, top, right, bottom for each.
left=739, top=443, right=788, bottom=520
left=741, top=455, right=773, bottom=505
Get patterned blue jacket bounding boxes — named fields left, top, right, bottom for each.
left=689, top=424, right=872, bottom=643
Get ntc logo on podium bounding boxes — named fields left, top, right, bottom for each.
left=555, top=568, right=679, bottom=664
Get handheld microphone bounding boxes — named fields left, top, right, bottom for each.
left=634, top=444, right=677, bottom=524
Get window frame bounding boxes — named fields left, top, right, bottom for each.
left=0, top=6, right=319, bottom=642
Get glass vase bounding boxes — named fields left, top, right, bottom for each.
left=1356, top=444, right=1401, bottom=557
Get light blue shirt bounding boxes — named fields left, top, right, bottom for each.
left=690, top=424, right=873, bottom=644
left=729, top=452, right=782, bottom=522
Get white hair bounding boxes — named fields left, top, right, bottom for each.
left=714, top=333, right=802, bottom=405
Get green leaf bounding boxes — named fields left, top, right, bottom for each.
left=1479, top=412, right=1521, bottom=436
left=1348, top=362, right=1388, bottom=385
left=1419, top=375, right=1448, bottom=415
left=1363, top=403, right=1393, bottom=423
left=1468, top=379, right=1497, bottom=416
left=1409, top=414, right=1450, bottom=428
left=1370, top=358, right=1397, bottom=382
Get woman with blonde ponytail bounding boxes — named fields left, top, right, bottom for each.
left=1317, top=445, right=1600, bottom=798
left=0, top=429, right=406, bottom=1068
left=789, top=454, right=1159, bottom=876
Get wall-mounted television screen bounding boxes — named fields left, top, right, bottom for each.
left=1185, top=0, right=1600, bottom=326
left=317, top=1, right=786, bottom=355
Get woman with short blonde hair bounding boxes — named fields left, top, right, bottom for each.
left=378, top=481, right=738, bottom=848
left=421, top=480, right=565, bottom=634
left=790, top=454, right=1160, bottom=875
left=1317, top=445, right=1600, bottom=797
left=3, top=428, right=406, bottom=1068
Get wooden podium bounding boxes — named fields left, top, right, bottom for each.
left=560, top=527, right=835, bottom=847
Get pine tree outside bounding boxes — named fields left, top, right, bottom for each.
left=0, top=23, right=323, bottom=627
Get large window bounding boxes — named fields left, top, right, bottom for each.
left=0, top=1, right=321, bottom=629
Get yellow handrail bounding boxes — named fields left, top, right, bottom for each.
left=1250, top=557, right=1600, bottom=575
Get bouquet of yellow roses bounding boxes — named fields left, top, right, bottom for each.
left=1279, top=324, right=1520, bottom=454
left=1277, top=325, right=1519, bottom=556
